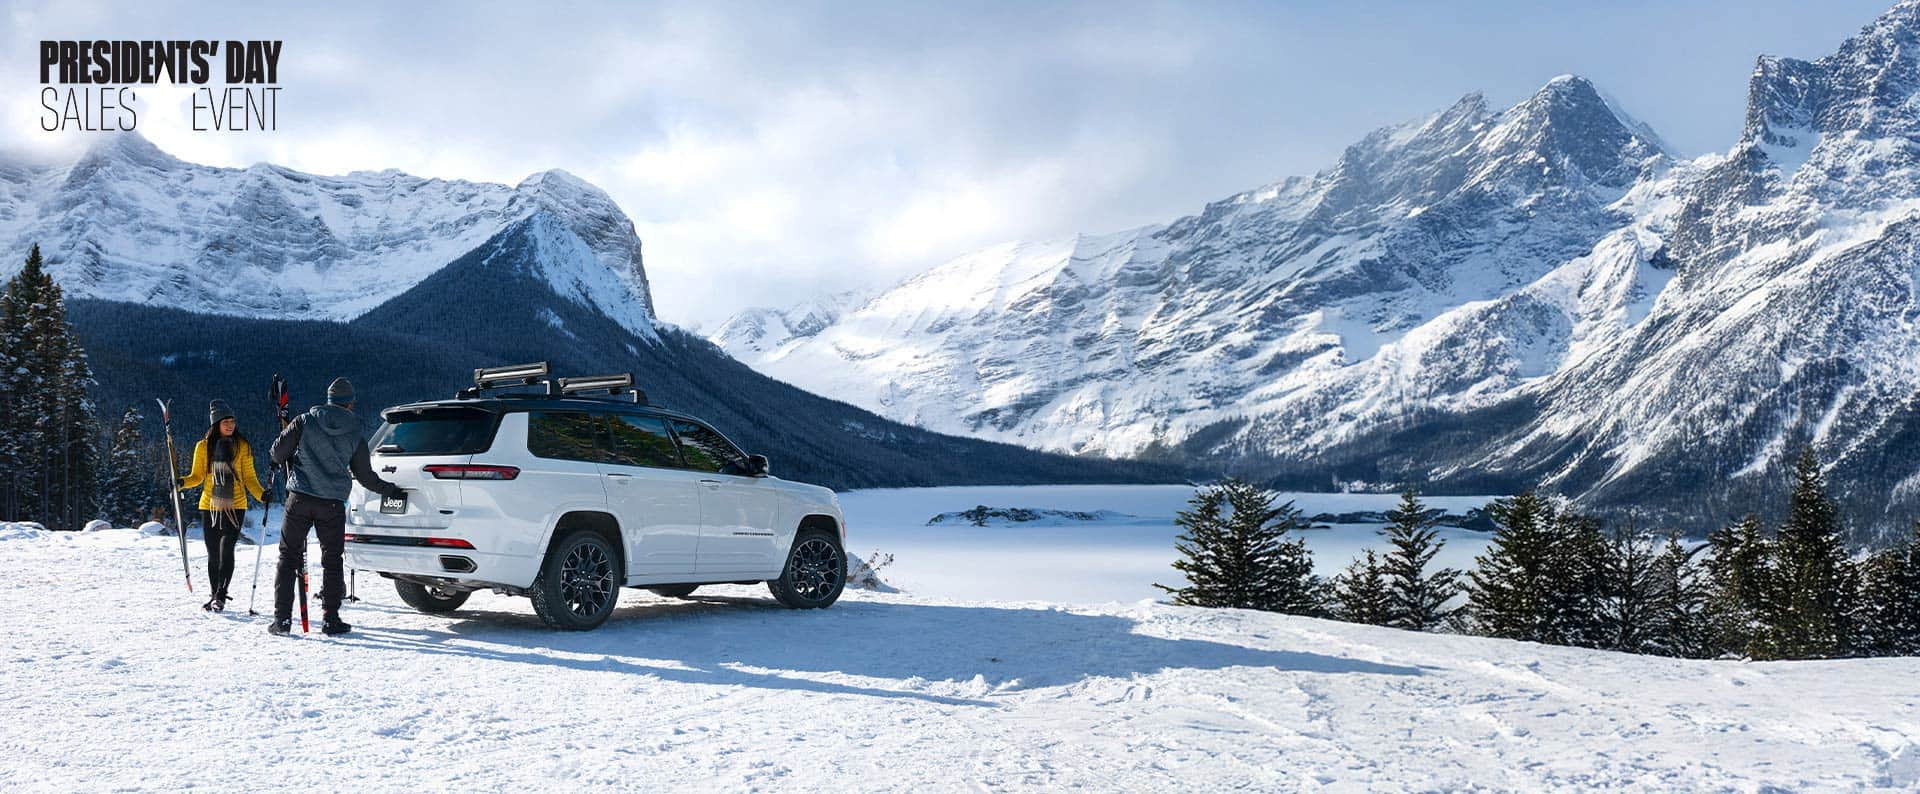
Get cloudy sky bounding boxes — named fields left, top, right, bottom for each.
left=1, top=0, right=1895, bottom=328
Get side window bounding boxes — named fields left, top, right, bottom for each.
left=604, top=415, right=682, bottom=469
left=670, top=420, right=747, bottom=475
left=527, top=411, right=610, bottom=463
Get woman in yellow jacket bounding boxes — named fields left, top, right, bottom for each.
left=178, top=400, right=266, bottom=612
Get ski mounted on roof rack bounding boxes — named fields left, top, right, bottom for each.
left=458, top=361, right=550, bottom=398
left=455, top=361, right=648, bottom=404
left=557, top=373, right=648, bottom=404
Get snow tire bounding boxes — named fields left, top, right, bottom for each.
left=767, top=528, right=846, bottom=609
left=531, top=529, right=621, bottom=631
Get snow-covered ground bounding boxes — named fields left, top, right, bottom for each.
left=840, top=485, right=1497, bottom=603
left=4, top=487, right=1918, bottom=790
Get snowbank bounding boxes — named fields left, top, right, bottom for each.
left=0, top=509, right=1913, bottom=790
left=0, top=521, right=47, bottom=540
left=82, top=519, right=112, bottom=533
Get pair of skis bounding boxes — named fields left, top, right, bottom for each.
left=248, top=375, right=299, bottom=626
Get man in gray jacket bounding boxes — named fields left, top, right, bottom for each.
left=267, top=377, right=405, bottom=636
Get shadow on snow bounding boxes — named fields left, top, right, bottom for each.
left=341, top=593, right=1427, bottom=707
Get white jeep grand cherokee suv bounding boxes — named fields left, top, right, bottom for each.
left=344, top=363, right=848, bottom=630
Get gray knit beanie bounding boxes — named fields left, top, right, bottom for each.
left=208, top=399, right=235, bottom=427
left=327, top=377, right=355, bottom=405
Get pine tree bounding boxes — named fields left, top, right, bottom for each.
left=96, top=406, right=148, bottom=526
left=1597, top=524, right=1660, bottom=653
left=1466, top=490, right=1560, bottom=642
left=1703, top=514, right=1769, bottom=658
left=1156, top=480, right=1321, bottom=614
left=1646, top=533, right=1711, bottom=658
left=1226, top=483, right=1322, bottom=616
left=0, top=244, right=100, bottom=527
left=1379, top=489, right=1462, bottom=631
left=1857, top=522, right=1920, bottom=656
left=1548, top=509, right=1611, bottom=648
left=48, top=311, right=99, bottom=528
left=0, top=245, right=45, bottom=520
left=1331, top=549, right=1393, bottom=625
left=1754, top=449, right=1859, bottom=660
left=1158, top=486, right=1240, bottom=608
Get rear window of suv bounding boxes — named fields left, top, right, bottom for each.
left=372, top=406, right=499, bottom=456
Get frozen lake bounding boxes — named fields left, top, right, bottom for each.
left=839, top=484, right=1499, bottom=604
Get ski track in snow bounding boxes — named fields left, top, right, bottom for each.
left=3, top=488, right=1918, bottom=791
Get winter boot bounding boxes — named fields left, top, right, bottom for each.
left=321, top=615, right=351, bottom=636
left=202, top=598, right=217, bottom=612
left=267, top=618, right=291, bottom=636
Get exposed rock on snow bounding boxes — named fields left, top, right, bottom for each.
left=1307, top=509, right=1496, bottom=532
left=926, top=505, right=1134, bottom=526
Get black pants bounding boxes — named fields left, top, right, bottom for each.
left=274, top=492, right=346, bottom=621
left=202, top=510, right=242, bottom=599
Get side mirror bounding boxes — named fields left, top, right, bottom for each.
left=745, top=454, right=770, bottom=477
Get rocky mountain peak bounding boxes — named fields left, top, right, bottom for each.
left=2, top=138, right=658, bottom=332
left=1744, top=0, right=1920, bottom=147
left=1476, top=74, right=1665, bottom=190
left=62, top=131, right=178, bottom=189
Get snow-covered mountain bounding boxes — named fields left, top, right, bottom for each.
left=711, top=288, right=868, bottom=358
left=0, top=134, right=657, bottom=336
left=718, top=2, right=1920, bottom=532
left=11, top=134, right=1175, bottom=490
left=720, top=73, right=1672, bottom=456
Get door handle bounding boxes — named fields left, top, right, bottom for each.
left=606, top=473, right=632, bottom=482
left=699, top=479, right=722, bottom=488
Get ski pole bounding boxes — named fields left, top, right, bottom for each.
left=156, top=399, right=193, bottom=594
left=247, top=464, right=276, bottom=617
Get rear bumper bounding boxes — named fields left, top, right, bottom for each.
left=345, top=540, right=537, bottom=590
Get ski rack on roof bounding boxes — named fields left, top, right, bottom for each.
left=456, top=361, right=648, bottom=404
left=465, top=362, right=549, bottom=395
left=556, top=373, right=647, bottom=404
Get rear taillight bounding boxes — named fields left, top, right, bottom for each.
left=426, top=537, right=474, bottom=549
left=424, top=464, right=520, bottom=480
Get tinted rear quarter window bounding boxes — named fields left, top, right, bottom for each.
left=527, top=411, right=611, bottom=463
left=373, top=407, right=499, bottom=456
left=605, top=415, right=682, bottom=469
left=671, top=419, right=747, bottom=475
